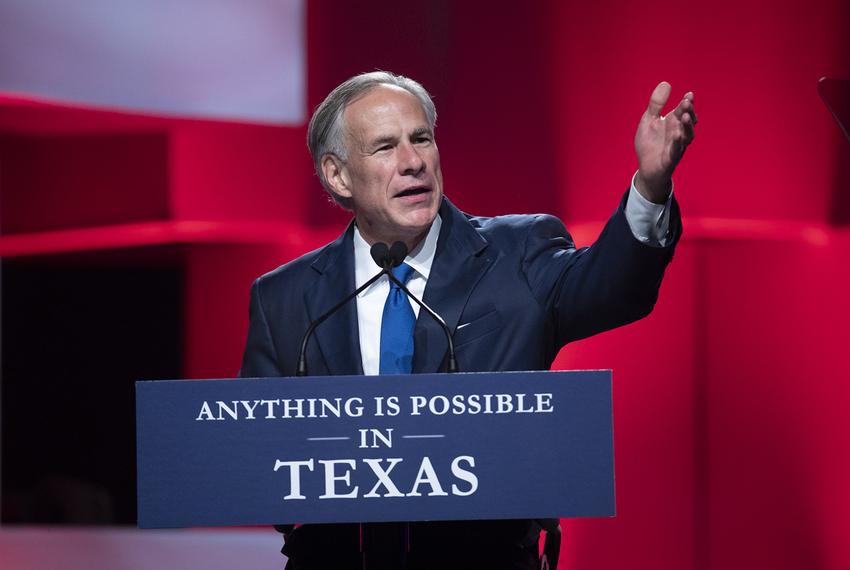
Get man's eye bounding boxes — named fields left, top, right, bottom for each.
left=376, top=145, right=392, bottom=152
left=414, top=136, right=431, bottom=144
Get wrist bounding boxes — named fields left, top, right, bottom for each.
left=634, top=172, right=672, bottom=204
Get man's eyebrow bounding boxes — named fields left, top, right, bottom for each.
left=368, top=134, right=398, bottom=148
left=410, top=127, right=433, bottom=138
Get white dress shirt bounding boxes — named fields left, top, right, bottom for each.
left=354, top=215, right=442, bottom=375
left=353, top=176, right=671, bottom=375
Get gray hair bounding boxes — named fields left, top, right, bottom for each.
left=307, top=71, right=437, bottom=209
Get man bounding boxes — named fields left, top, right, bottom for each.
left=241, top=71, right=696, bottom=569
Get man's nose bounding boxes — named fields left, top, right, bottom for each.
left=398, top=143, right=425, bottom=175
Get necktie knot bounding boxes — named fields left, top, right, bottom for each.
left=391, top=263, right=415, bottom=290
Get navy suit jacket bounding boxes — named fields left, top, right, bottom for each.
left=239, top=192, right=680, bottom=568
left=241, top=192, right=679, bottom=379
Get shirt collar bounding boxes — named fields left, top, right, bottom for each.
left=353, top=214, right=442, bottom=287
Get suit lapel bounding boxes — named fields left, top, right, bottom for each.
left=304, top=223, right=364, bottom=376
left=413, top=198, right=491, bottom=373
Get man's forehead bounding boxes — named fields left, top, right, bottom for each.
left=344, top=85, right=429, bottom=130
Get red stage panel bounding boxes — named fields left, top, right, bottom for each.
left=553, top=239, right=700, bottom=569
left=549, top=0, right=850, bottom=224
left=702, top=233, right=850, bottom=570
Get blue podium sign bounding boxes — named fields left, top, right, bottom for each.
left=136, top=370, right=614, bottom=528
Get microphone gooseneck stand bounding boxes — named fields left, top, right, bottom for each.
left=296, top=241, right=459, bottom=377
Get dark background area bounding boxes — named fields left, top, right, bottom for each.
left=1, top=260, right=182, bottom=524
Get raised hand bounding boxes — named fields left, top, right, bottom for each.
left=634, top=82, right=697, bottom=203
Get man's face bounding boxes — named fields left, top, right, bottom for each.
left=327, top=85, right=443, bottom=247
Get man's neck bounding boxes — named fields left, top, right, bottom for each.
left=353, top=214, right=442, bottom=286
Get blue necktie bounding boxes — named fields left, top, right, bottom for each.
left=379, top=263, right=416, bottom=374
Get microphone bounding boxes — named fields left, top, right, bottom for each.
left=369, top=242, right=392, bottom=269
left=378, top=241, right=459, bottom=374
left=368, top=241, right=406, bottom=270
left=388, top=241, right=407, bottom=267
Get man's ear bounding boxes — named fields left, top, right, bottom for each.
left=321, top=154, right=352, bottom=200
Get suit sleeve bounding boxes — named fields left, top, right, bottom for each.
left=523, top=189, right=681, bottom=347
left=239, top=278, right=284, bottom=378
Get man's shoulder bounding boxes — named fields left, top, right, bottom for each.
left=253, top=240, right=337, bottom=292
left=461, top=210, right=569, bottom=244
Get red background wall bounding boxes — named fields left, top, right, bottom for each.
left=2, top=1, right=849, bottom=568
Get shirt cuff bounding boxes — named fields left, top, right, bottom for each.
left=625, top=172, right=673, bottom=247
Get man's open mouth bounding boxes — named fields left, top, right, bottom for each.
left=396, top=186, right=431, bottom=198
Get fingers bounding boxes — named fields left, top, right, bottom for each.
left=661, top=91, right=696, bottom=163
left=646, top=81, right=671, bottom=117
left=671, top=92, right=698, bottom=146
left=672, top=95, right=696, bottom=124
left=638, top=83, right=698, bottom=168
left=682, top=115, right=695, bottom=144
left=682, top=91, right=697, bottom=124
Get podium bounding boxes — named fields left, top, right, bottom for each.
left=137, top=370, right=614, bottom=526
left=136, top=370, right=615, bottom=565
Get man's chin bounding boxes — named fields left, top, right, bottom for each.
left=402, top=206, right=439, bottom=232
left=387, top=212, right=437, bottom=247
